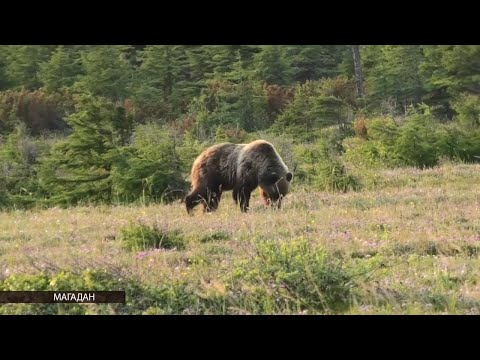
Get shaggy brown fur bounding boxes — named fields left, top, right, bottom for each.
left=185, top=140, right=293, bottom=214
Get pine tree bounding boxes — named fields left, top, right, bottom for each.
left=419, top=45, right=480, bottom=119
left=38, top=46, right=83, bottom=93
left=421, top=45, right=480, bottom=99
left=185, top=45, right=214, bottom=91
left=273, top=80, right=352, bottom=142
left=233, top=79, right=269, bottom=131
left=253, top=45, right=291, bottom=85
left=445, top=46, right=480, bottom=94
left=187, top=75, right=269, bottom=138
left=135, top=45, right=193, bottom=120
left=74, top=46, right=133, bottom=101
left=2, top=45, right=55, bottom=90
left=286, top=45, right=344, bottom=83
left=185, top=45, right=258, bottom=84
left=110, top=123, right=187, bottom=204
left=210, top=45, right=240, bottom=80
left=393, top=106, right=439, bottom=167
left=39, top=95, right=132, bottom=205
left=362, top=45, right=424, bottom=111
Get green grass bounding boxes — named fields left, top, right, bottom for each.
left=119, top=223, right=186, bottom=251
left=0, top=163, right=479, bottom=314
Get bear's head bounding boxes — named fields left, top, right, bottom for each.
left=259, top=172, right=293, bottom=209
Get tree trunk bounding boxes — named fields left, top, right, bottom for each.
left=352, top=45, right=364, bottom=98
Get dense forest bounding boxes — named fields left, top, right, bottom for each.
left=0, top=45, right=479, bottom=209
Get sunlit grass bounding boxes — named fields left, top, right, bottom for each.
left=1, top=163, right=479, bottom=314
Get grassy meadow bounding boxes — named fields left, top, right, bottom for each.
left=1, top=162, right=479, bottom=315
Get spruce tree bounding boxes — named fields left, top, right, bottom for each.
left=253, top=45, right=291, bottom=85
left=135, top=45, right=192, bottom=120
left=363, top=45, right=424, bottom=111
left=110, top=123, right=187, bottom=204
left=286, top=45, right=344, bottom=83
left=2, top=45, right=55, bottom=90
left=39, top=95, right=132, bottom=205
left=38, top=46, right=83, bottom=93
left=74, top=46, right=133, bottom=101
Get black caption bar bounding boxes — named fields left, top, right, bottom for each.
left=0, top=291, right=125, bottom=303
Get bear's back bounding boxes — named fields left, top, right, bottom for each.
left=238, top=140, right=286, bottom=172
left=190, top=142, right=244, bottom=189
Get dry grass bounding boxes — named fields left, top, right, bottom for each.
left=1, top=163, right=480, bottom=314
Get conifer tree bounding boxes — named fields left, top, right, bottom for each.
left=135, top=45, right=193, bottom=120
left=253, top=45, right=291, bottom=85
left=38, top=46, right=83, bottom=93
left=286, top=45, right=345, bottom=83
left=39, top=95, right=132, bottom=205
left=74, top=46, right=133, bottom=101
left=2, top=45, right=55, bottom=90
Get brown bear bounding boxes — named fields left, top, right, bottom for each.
left=185, top=140, right=293, bottom=214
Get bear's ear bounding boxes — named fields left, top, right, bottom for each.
left=286, top=172, right=293, bottom=182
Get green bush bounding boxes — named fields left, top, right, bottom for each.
left=119, top=223, right=186, bottom=251
left=316, top=159, right=361, bottom=192
left=435, top=123, right=480, bottom=162
left=228, top=238, right=355, bottom=313
left=0, top=270, right=197, bottom=315
left=393, top=107, right=439, bottom=167
left=343, top=137, right=395, bottom=169
left=272, top=79, right=354, bottom=142
left=343, top=107, right=480, bottom=170
left=452, top=93, right=480, bottom=129
left=110, top=123, right=187, bottom=204
left=0, top=123, right=53, bottom=209
left=366, top=116, right=399, bottom=148
left=294, top=139, right=361, bottom=192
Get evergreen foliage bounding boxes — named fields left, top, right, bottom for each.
left=0, top=45, right=478, bottom=209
